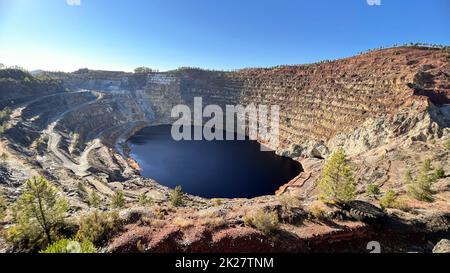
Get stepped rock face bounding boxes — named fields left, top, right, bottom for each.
left=2, top=47, right=449, bottom=182
left=1, top=46, right=450, bottom=253
left=42, top=47, right=449, bottom=157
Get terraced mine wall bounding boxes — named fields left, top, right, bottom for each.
left=4, top=47, right=448, bottom=181
left=43, top=47, right=449, bottom=156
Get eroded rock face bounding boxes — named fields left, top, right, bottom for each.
left=40, top=47, right=449, bottom=158
left=1, top=46, right=449, bottom=253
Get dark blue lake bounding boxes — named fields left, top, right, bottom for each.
left=127, top=125, right=302, bottom=198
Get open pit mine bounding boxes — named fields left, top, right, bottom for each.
left=0, top=46, right=449, bottom=253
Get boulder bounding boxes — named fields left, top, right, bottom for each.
left=433, top=239, right=450, bottom=253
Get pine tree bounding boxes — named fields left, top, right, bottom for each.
left=408, top=169, right=434, bottom=202
left=318, top=148, right=356, bottom=204
left=5, top=176, right=68, bottom=250
left=170, top=186, right=184, bottom=207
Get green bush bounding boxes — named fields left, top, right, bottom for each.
left=138, top=193, right=154, bottom=207
left=408, top=170, right=434, bottom=202
left=444, top=139, right=450, bottom=150
left=75, top=211, right=123, bottom=246
left=110, top=190, right=125, bottom=209
left=0, top=193, right=6, bottom=221
left=88, top=191, right=101, bottom=208
left=380, top=190, right=398, bottom=209
left=308, top=204, right=326, bottom=220
left=422, top=159, right=432, bottom=173
left=4, top=176, right=68, bottom=251
left=431, top=166, right=445, bottom=181
left=366, top=184, right=381, bottom=197
left=243, top=209, right=279, bottom=235
left=318, top=148, right=356, bottom=204
left=40, top=238, right=96, bottom=253
left=404, top=169, right=413, bottom=184
left=170, top=186, right=184, bottom=207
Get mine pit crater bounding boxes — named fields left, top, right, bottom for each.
left=126, top=125, right=302, bottom=198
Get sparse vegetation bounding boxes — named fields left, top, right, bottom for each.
left=404, top=169, right=413, bottom=184
left=277, top=195, right=303, bottom=224
left=422, top=159, right=432, bottom=172
left=445, top=139, right=450, bottom=150
left=4, top=176, right=69, bottom=251
left=77, top=182, right=87, bottom=196
left=431, top=166, right=445, bottom=181
left=308, top=204, right=326, bottom=220
left=379, top=190, right=398, bottom=209
left=198, top=210, right=226, bottom=228
left=366, top=184, right=381, bottom=197
left=0, top=192, right=6, bottom=221
left=75, top=210, right=123, bottom=246
left=172, top=217, right=194, bottom=228
left=407, top=160, right=439, bottom=202
left=0, top=107, right=12, bottom=135
left=408, top=169, right=434, bottom=202
left=0, top=153, right=8, bottom=161
left=243, top=209, right=279, bottom=236
left=138, top=193, right=154, bottom=207
left=170, top=186, right=184, bottom=207
left=212, top=198, right=223, bottom=206
left=318, top=148, right=356, bottom=204
left=380, top=190, right=411, bottom=211
left=40, top=238, right=96, bottom=253
left=110, top=190, right=125, bottom=209
left=88, top=191, right=101, bottom=208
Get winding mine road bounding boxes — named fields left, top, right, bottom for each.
left=41, top=90, right=104, bottom=176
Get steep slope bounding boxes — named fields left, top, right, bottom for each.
left=0, top=46, right=449, bottom=253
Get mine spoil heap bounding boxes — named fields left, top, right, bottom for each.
left=0, top=46, right=449, bottom=253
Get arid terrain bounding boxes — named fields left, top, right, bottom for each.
left=0, top=46, right=449, bottom=253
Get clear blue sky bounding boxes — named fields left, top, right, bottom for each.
left=0, top=0, right=449, bottom=72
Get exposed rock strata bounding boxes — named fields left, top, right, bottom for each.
left=1, top=46, right=449, bottom=253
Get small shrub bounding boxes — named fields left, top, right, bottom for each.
left=444, top=139, right=450, bottom=150
left=243, top=209, right=279, bottom=236
left=0, top=193, right=6, bottom=221
left=404, top=170, right=413, bottom=184
left=0, top=153, right=9, bottom=161
left=380, top=190, right=398, bottom=209
left=110, top=190, right=125, bottom=209
left=75, top=211, right=123, bottom=246
left=138, top=193, right=154, bottom=207
left=308, top=204, right=326, bottom=220
left=395, top=197, right=412, bottom=212
left=278, top=195, right=300, bottom=209
left=422, top=159, right=432, bottom=172
left=172, top=217, right=194, bottom=228
left=40, top=238, right=96, bottom=253
left=198, top=209, right=226, bottom=228
left=77, top=182, right=87, bottom=198
left=366, top=184, right=381, bottom=197
left=212, top=198, right=223, bottom=206
left=408, top=170, right=434, bottom=202
left=88, top=191, right=101, bottom=208
left=278, top=195, right=303, bottom=224
left=431, top=166, right=445, bottom=181
left=170, top=186, right=184, bottom=207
